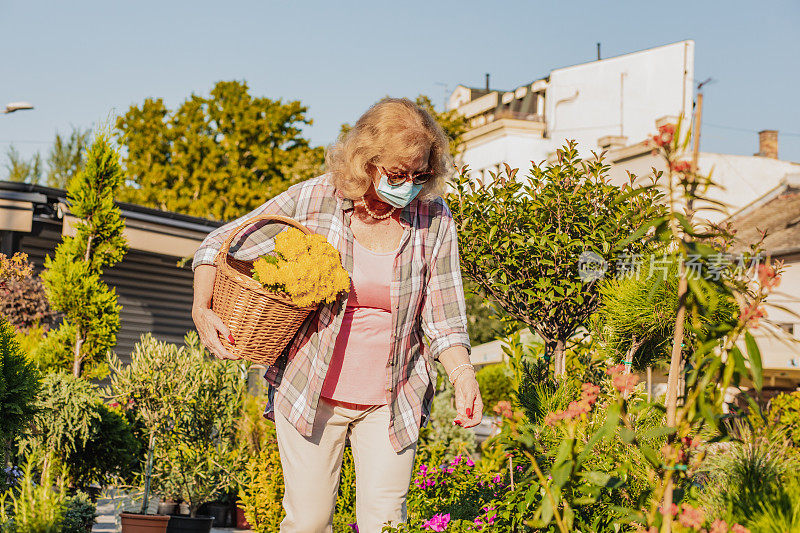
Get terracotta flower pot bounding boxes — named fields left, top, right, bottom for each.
left=120, top=513, right=170, bottom=533
left=235, top=506, right=251, bottom=529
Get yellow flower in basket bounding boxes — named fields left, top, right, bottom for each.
left=252, top=228, right=350, bottom=308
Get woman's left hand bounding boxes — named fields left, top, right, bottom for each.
left=452, top=371, right=483, bottom=428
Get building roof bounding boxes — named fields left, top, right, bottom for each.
left=727, top=174, right=800, bottom=256
left=0, top=180, right=223, bottom=232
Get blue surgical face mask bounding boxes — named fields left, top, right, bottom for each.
left=375, top=171, right=424, bottom=208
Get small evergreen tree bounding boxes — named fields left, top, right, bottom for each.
left=40, top=132, right=128, bottom=377
left=0, top=316, right=40, bottom=467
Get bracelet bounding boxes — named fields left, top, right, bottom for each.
left=448, top=363, right=475, bottom=385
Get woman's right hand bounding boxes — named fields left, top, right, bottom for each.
left=192, top=306, right=239, bottom=360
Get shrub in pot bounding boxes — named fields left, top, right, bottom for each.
left=146, top=332, right=244, bottom=526
left=108, top=333, right=191, bottom=531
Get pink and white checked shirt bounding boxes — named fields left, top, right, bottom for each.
left=192, top=174, right=470, bottom=452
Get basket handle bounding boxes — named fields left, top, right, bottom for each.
left=219, top=214, right=312, bottom=257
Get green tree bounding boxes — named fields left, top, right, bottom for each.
left=4, top=145, right=42, bottom=184
left=0, top=316, right=40, bottom=467
left=450, top=143, right=664, bottom=376
left=115, top=80, right=324, bottom=221
left=40, top=132, right=128, bottom=377
left=46, top=128, right=91, bottom=189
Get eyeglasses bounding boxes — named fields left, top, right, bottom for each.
left=380, top=166, right=435, bottom=186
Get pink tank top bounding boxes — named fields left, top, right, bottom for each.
left=320, top=237, right=396, bottom=405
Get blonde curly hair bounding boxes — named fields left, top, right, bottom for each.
left=325, top=97, right=452, bottom=201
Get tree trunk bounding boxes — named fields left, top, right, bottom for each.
left=662, top=274, right=688, bottom=532
left=141, top=431, right=156, bottom=515
left=553, top=339, right=566, bottom=378
left=72, top=333, right=84, bottom=377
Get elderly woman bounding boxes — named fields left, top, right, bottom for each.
left=191, top=97, right=482, bottom=533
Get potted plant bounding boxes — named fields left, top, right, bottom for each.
left=149, top=332, right=244, bottom=533
left=108, top=334, right=188, bottom=533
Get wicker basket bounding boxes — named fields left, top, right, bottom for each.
left=212, top=214, right=318, bottom=365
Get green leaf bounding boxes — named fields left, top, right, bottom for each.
left=745, top=331, right=763, bottom=391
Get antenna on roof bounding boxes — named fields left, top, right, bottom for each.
left=597, top=42, right=601, bottom=60
left=485, top=73, right=490, bottom=91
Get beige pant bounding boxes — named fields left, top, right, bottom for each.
left=275, top=397, right=417, bottom=533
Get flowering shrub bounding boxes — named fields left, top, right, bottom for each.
left=252, top=227, right=350, bottom=307
left=382, top=443, right=510, bottom=532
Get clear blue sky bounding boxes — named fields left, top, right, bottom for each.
left=2, top=0, right=799, bottom=166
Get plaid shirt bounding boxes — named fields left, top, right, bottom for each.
left=192, top=174, right=470, bottom=452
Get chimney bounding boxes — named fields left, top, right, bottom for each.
left=756, top=130, right=778, bottom=159
left=485, top=73, right=490, bottom=91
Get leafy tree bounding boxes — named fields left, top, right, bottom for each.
left=115, top=80, right=324, bottom=221
left=450, top=142, right=664, bottom=376
left=0, top=316, right=40, bottom=467
left=2, top=128, right=91, bottom=188
left=3, top=145, right=42, bottom=184
left=46, top=128, right=91, bottom=189
left=40, top=132, right=127, bottom=377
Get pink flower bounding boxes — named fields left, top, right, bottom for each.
left=606, top=364, right=626, bottom=376
left=423, top=513, right=451, bottom=531
left=466, top=457, right=475, bottom=467
left=659, top=503, right=679, bottom=517
left=731, top=525, right=750, bottom=533
left=613, top=373, right=639, bottom=394
left=678, top=503, right=705, bottom=529
left=492, top=474, right=502, bottom=483
left=710, top=520, right=728, bottom=533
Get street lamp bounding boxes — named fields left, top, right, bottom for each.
left=3, top=102, right=34, bottom=114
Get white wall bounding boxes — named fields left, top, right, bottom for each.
left=461, top=133, right=551, bottom=178
left=546, top=40, right=694, bottom=156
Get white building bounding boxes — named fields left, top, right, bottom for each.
left=449, top=40, right=695, bottom=180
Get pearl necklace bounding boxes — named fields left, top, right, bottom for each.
left=359, top=195, right=396, bottom=220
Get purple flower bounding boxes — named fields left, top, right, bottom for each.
left=423, top=513, right=451, bottom=531
left=348, top=523, right=359, bottom=532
